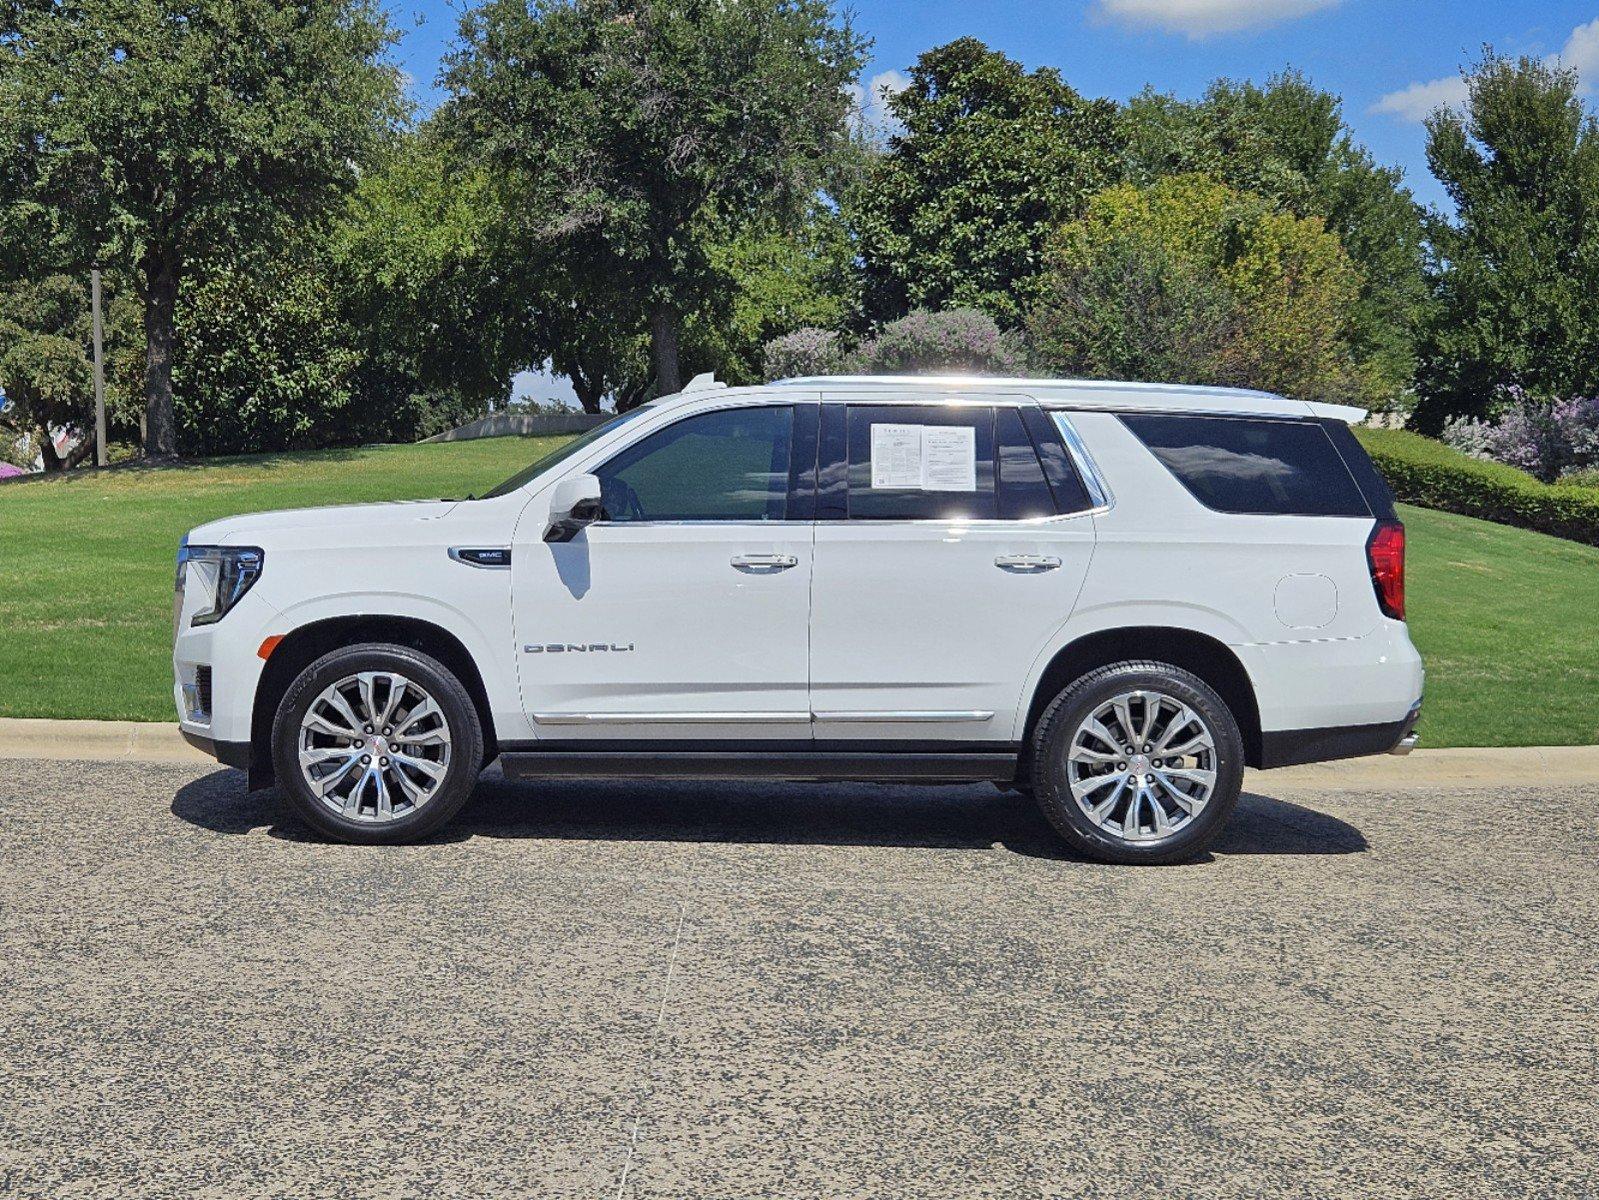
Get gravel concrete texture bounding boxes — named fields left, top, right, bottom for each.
left=1, top=758, right=1595, bottom=1199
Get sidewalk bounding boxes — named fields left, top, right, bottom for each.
left=2, top=716, right=1596, bottom=790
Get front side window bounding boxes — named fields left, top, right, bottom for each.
left=1119, top=413, right=1370, bottom=518
left=595, top=406, right=795, bottom=522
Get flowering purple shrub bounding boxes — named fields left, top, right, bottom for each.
left=851, top=309, right=1027, bottom=376
left=1442, top=386, right=1599, bottom=483
left=762, top=327, right=845, bottom=381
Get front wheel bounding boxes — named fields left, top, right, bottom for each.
left=1030, top=661, right=1244, bottom=865
left=271, top=643, right=484, bottom=844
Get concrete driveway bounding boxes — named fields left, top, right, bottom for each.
left=1, top=758, right=1595, bottom=1199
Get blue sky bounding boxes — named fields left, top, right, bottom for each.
left=383, top=0, right=1599, bottom=402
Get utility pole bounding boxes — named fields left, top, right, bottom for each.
left=91, top=267, right=107, bottom=467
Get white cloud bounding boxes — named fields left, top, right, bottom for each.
left=848, top=69, right=912, bottom=136
left=1553, top=16, right=1599, bottom=83
left=1093, top=0, right=1340, bottom=38
left=1374, top=16, right=1599, bottom=125
left=1370, top=75, right=1470, bottom=123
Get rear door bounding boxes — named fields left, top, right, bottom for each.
left=808, top=396, right=1097, bottom=746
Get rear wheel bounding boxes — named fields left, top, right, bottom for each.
left=271, top=643, right=484, bottom=844
left=1030, top=661, right=1243, bottom=865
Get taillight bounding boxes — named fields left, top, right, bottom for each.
left=1367, top=519, right=1405, bottom=621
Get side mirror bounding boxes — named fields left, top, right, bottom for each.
left=543, top=473, right=604, bottom=543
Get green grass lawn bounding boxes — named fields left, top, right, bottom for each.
left=2, top=441, right=1596, bottom=746
left=0, top=439, right=563, bottom=723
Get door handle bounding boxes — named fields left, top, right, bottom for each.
left=731, top=553, right=799, bottom=572
left=995, top=554, right=1062, bottom=573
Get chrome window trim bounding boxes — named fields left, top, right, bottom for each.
left=1049, top=412, right=1114, bottom=513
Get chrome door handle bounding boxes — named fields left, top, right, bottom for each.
left=731, top=553, right=799, bottom=572
left=995, top=554, right=1062, bottom=573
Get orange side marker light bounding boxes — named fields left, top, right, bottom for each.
left=258, top=635, right=285, bottom=661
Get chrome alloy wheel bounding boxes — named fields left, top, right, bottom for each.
left=1065, top=689, right=1217, bottom=843
left=296, top=671, right=452, bottom=823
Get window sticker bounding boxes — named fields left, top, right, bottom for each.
left=870, top=424, right=924, bottom=489
left=922, top=426, right=977, bottom=491
left=869, top=423, right=978, bottom=492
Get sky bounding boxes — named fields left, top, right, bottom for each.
left=384, top=0, right=1599, bottom=404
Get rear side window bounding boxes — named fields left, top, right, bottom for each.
left=1119, top=414, right=1370, bottom=518
left=845, top=405, right=999, bottom=520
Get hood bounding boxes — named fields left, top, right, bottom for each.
left=187, top=499, right=463, bottom=546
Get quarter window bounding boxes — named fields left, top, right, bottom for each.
left=1119, top=413, right=1370, bottom=518
left=596, top=406, right=795, bottom=522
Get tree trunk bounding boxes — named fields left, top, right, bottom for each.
left=141, top=252, right=180, bottom=459
left=38, top=430, right=64, bottom=473
left=649, top=305, right=682, bottom=397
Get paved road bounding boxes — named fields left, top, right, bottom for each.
left=2, top=759, right=1595, bottom=1199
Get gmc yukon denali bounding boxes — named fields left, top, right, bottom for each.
left=175, top=375, right=1423, bottom=863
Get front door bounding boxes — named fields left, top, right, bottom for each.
left=512, top=401, right=816, bottom=742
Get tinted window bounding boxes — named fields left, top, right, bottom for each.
left=596, top=406, right=794, bottom=522
left=996, top=407, right=1058, bottom=519
left=1120, top=414, right=1369, bottom=517
left=1319, top=419, right=1397, bottom=519
left=845, top=405, right=997, bottom=520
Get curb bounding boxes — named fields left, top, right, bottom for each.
left=0, top=718, right=211, bottom=765
left=3, top=717, right=1599, bottom=790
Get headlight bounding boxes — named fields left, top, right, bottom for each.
left=175, top=539, right=265, bottom=628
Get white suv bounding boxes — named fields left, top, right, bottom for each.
left=174, top=375, right=1422, bottom=864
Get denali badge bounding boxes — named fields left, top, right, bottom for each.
left=523, top=642, right=636, bottom=653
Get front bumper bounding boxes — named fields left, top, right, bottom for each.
left=180, top=729, right=253, bottom=770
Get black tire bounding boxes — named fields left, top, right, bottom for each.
left=271, top=643, right=484, bottom=844
left=1030, top=660, right=1243, bottom=865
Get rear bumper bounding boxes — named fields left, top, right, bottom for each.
left=1257, top=699, right=1422, bottom=770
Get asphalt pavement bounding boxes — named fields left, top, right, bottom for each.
left=2, top=758, right=1595, bottom=1199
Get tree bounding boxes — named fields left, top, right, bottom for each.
left=847, top=38, right=1122, bottom=327
left=3, top=0, right=401, bottom=457
left=0, top=274, right=139, bottom=469
left=1415, top=52, right=1599, bottom=432
left=443, top=0, right=866, bottom=397
left=1122, top=73, right=1426, bottom=407
left=1029, top=175, right=1365, bottom=404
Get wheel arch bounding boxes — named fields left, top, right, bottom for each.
left=1021, top=627, right=1263, bottom=769
left=249, top=615, right=499, bottom=788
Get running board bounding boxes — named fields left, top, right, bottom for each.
left=499, top=750, right=1018, bottom=784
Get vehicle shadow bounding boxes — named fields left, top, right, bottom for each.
left=170, top=768, right=1368, bottom=861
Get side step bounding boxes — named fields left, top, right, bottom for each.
left=499, top=750, right=1018, bottom=784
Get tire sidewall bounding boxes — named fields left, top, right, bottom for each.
left=1032, top=663, right=1244, bottom=865
left=271, top=643, right=483, bottom=844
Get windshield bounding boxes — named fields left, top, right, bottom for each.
left=478, top=407, right=654, bottom=499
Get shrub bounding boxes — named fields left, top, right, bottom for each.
left=762, top=327, right=845, bottom=380
left=851, top=308, right=1027, bottom=375
left=1355, top=426, right=1599, bottom=547
left=1441, top=386, right=1599, bottom=483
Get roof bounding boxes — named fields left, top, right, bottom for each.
left=767, top=374, right=1366, bottom=424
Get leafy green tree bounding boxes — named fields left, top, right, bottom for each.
left=0, top=274, right=140, bottom=469
left=1415, top=53, right=1599, bottom=433
left=1029, top=175, right=1365, bottom=404
left=686, top=206, right=858, bottom=387
left=847, top=38, right=1122, bottom=327
left=1122, top=72, right=1426, bottom=407
left=3, top=0, right=401, bottom=457
left=331, top=127, right=527, bottom=420
left=444, top=0, right=866, bottom=397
